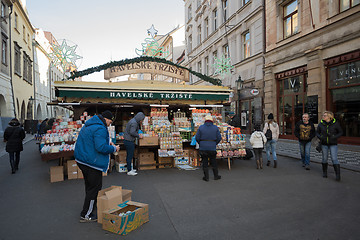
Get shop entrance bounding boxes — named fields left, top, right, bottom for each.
left=277, top=71, right=307, bottom=139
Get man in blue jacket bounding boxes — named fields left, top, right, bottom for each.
left=195, top=115, right=222, bottom=181
left=75, top=110, right=119, bottom=222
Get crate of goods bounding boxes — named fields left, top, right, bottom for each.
left=138, top=152, right=156, bottom=170
left=158, top=157, right=173, bottom=168
left=102, top=201, right=149, bottom=235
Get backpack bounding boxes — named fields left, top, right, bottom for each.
left=244, top=148, right=253, bottom=160
left=265, top=123, right=272, bottom=141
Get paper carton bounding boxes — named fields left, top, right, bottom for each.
left=139, top=136, right=159, bottom=146
left=97, top=186, right=132, bottom=223
left=50, top=166, right=64, bottom=183
left=102, top=201, right=149, bottom=235
left=77, top=166, right=84, bottom=179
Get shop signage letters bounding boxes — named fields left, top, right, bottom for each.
left=109, top=92, right=193, bottom=100
left=104, top=61, right=189, bottom=81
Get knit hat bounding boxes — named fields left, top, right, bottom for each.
left=268, top=113, right=274, bottom=120
left=101, top=110, right=114, bottom=120
left=204, top=115, right=213, bottom=122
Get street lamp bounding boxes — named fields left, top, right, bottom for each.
left=28, top=96, right=35, bottom=134
left=235, top=75, right=243, bottom=116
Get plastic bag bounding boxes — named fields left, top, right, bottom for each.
left=190, top=136, right=196, bottom=146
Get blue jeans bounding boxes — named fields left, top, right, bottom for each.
left=321, top=145, right=339, bottom=165
left=299, top=141, right=311, bottom=166
left=124, top=140, right=135, bottom=171
left=265, top=139, right=277, bottom=161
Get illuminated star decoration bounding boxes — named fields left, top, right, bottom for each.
left=212, top=54, right=234, bottom=79
left=48, top=39, right=83, bottom=72
left=135, top=25, right=170, bottom=59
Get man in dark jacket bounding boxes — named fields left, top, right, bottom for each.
left=123, top=112, right=145, bottom=176
left=227, top=112, right=241, bottom=128
left=294, top=113, right=315, bottom=170
left=316, top=111, right=343, bottom=181
left=195, top=115, right=222, bottom=181
left=74, top=110, right=119, bottom=222
left=3, top=118, right=25, bottom=174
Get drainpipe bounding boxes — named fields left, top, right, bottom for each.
left=262, top=0, right=266, bottom=122
left=32, top=38, right=36, bottom=120
left=9, top=4, right=16, bottom=118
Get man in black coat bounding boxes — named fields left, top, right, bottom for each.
left=3, top=118, right=26, bottom=174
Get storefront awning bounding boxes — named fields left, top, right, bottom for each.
left=54, top=80, right=232, bottom=105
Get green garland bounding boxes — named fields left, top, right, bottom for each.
left=68, top=56, right=222, bottom=86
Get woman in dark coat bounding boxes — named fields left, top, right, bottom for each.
left=3, top=118, right=26, bottom=174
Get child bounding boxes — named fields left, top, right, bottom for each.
left=250, top=124, right=267, bottom=169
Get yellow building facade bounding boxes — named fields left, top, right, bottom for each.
left=10, top=0, right=34, bottom=122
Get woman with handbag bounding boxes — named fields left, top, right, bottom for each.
left=316, top=111, right=343, bottom=181
left=250, top=124, right=267, bottom=169
left=3, top=118, right=26, bottom=174
left=263, top=113, right=280, bottom=168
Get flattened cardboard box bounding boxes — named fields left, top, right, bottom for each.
left=102, top=201, right=149, bottom=235
left=97, top=186, right=132, bottom=223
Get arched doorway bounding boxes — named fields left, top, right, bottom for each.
left=0, top=94, right=7, bottom=117
left=27, top=101, right=33, bottom=120
left=36, top=104, right=42, bottom=120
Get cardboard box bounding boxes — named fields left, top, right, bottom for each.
left=115, top=162, right=127, bottom=173
left=77, top=166, right=84, bottom=179
left=50, top=166, right=64, bottom=183
left=102, top=201, right=149, bottom=235
left=158, top=157, right=173, bottom=168
left=97, top=186, right=132, bottom=223
left=138, top=165, right=156, bottom=170
left=67, top=160, right=77, bottom=178
left=174, top=157, right=189, bottom=165
left=139, top=136, right=159, bottom=146
left=183, top=150, right=190, bottom=158
left=115, top=151, right=127, bottom=164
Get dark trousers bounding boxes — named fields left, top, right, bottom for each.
left=77, top=162, right=102, bottom=218
left=124, top=140, right=135, bottom=171
left=253, top=148, right=263, bottom=162
left=200, top=150, right=219, bottom=179
left=9, top=151, right=20, bottom=172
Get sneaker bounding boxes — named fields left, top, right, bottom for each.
left=80, top=216, right=97, bottom=223
left=305, top=165, right=310, bottom=170
left=214, top=176, right=222, bottom=180
left=202, top=177, right=209, bottom=182
left=127, top=170, right=138, bottom=176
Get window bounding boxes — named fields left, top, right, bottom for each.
left=188, top=5, right=192, bottom=21
left=1, top=2, right=5, bottom=18
left=213, top=8, right=218, bottom=30
left=223, top=44, right=229, bottom=58
left=243, top=0, right=250, bottom=5
left=283, top=0, right=298, bottom=38
left=243, top=31, right=250, bottom=58
left=205, top=57, right=209, bottom=75
left=23, top=26, right=26, bottom=42
left=213, top=50, right=218, bottom=74
left=197, top=0, right=201, bottom=8
left=223, top=0, right=228, bottom=21
left=198, top=61, right=202, bottom=74
left=204, top=18, right=209, bottom=39
left=27, top=34, right=30, bottom=45
left=340, top=0, right=360, bottom=12
left=14, top=12, right=18, bottom=30
left=2, top=39, right=6, bottom=65
left=23, top=53, right=32, bottom=84
left=14, top=43, right=21, bottom=75
left=197, top=25, right=202, bottom=45
left=188, top=35, right=192, bottom=53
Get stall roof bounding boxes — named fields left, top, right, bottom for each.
left=54, top=80, right=232, bottom=105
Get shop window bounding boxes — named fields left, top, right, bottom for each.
left=283, top=0, right=298, bottom=38
left=328, top=60, right=360, bottom=139
left=340, top=0, right=360, bottom=12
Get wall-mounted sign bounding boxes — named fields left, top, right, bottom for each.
left=104, top=61, right=189, bottom=81
left=250, top=89, right=259, bottom=96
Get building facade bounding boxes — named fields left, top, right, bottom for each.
left=184, top=0, right=265, bottom=133
left=10, top=0, right=34, bottom=124
left=0, top=0, right=14, bottom=135
left=264, top=0, right=360, bottom=144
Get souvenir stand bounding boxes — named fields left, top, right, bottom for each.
left=52, top=79, right=237, bottom=172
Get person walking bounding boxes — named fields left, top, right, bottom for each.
left=196, top=115, right=222, bottom=181
left=3, top=118, right=26, bottom=174
left=123, top=112, right=145, bottom=176
left=294, top=113, right=316, bottom=170
left=316, top=111, right=343, bottom=181
left=263, top=113, right=280, bottom=168
left=74, top=110, right=119, bottom=222
left=250, top=124, right=267, bottom=169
